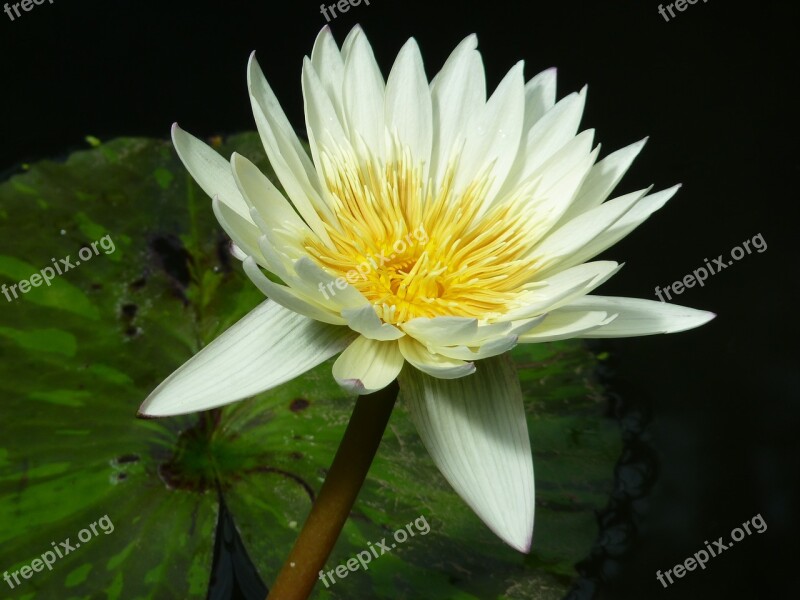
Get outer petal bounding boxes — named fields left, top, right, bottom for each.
left=172, top=124, right=253, bottom=224
left=553, top=185, right=680, bottom=273
left=243, top=257, right=346, bottom=326
left=398, top=337, right=475, bottom=379
left=400, top=354, right=534, bottom=552
left=560, top=295, right=716, bottom=337
left=561, top=137, right=648, bottom=221
left=332, top=336, right=405, bottom=394
left=139, top=300, right=354, bottom=416
left=498, top=261, right=621, bottom=322
left=518, top=310, right=615, bottom=342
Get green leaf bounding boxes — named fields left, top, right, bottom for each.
left=0, top=135, right=620, bottom=599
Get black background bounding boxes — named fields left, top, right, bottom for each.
left=2, top=0, right=798, bottom=598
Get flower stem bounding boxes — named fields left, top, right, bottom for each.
left=266, top=380, right=399, bottom=600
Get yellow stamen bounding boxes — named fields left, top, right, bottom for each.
left=306, top=145, right=540, bottom=324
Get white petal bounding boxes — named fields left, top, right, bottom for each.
left=171, top=124, right=253, bottom=224
left=211, top=197, right=264, bottom=264
left=230, top=153, right=311, bottom=236
left=139, top=300, right=354, bottom=416
left=310, top=26, right=346, bottom=123
left=398, top=337, right=475, bottom=379
left=561, top=295, right=716, bottom=337
left=341, top=305, right=405, bottom=341
left=343, top=31, right=386, bottom=156
left=400, top=354, right=534, bottom=552
left=293, top=257, right=370, bottom=311
left=332, top=336, right=404, bottom=394
left=530, top=187, right=648, bottom=270
left=522, top=67, right=557, bottom=132
left=248, top=56, right=337, bottom=243
left=429, top=35, right=485, bottom=186
left=401, top=316, right=512, bottom=346
left=385, top=38, right=433, bottom=168
left=518, top=310, right=614, bottom=342
left=431, top=335, right=518, bottom=361
left=461, top=61, right=526, bottom=211
left=302, top=56, right=353, bottom=174
left=518, top=87, right=587, bottom=177
left=243, top=257, right=346, bottom=325
left=563, top=138, right=648, bottom=220
left=499, top=261, right=621, bottom=321
left=555, top=185, right=680, bottom=272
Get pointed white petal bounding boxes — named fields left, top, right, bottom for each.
left=401, top=316, right=511, bottom=346
left=561, top=295, right=716, bottom=337
left=430, top=35, right=485, bottom=185
left=499, top=261, right=621, bottom=322
left=248, top=56, right=336, bottom=243
left=343, top=31, right=386, bottom=156
left=431, top=334, right=518, bottom=361
left=385, top=38, right=433, bottom=168
left=211, top=197, right=264, bottom=264
left=341, top=305, right=405, bottom=341
left=310, top=26, right=346, bottom=123
left=171, top=124, right=253, bottom=224
left=461, top=61, right=526, bottom=210
left=522, top=67, right=557, bottom=132
left=398, top=337, right=475, bottom=378
left=530, top=187, right=648, bottom=270
left=243, top=257, right=346, bottom=325
left=400, top=354, right=534, bottom=552
left=518, top=310, right=615, bottom=342
left=139, top=300, right=354, bottom=416
left=293, top=257, right=370, bottom=311
left=230, top=153, right=311, bottom=236
left=302, top=56, right=352, bottom=172
left=519, top=86, right=587, bottom=176
left=555, top=185, right=680, bottom=272
left=332, top=336, right=404, bottom=394
left=564, top=138, right=648, bottom=220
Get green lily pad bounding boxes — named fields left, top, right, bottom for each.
left=0, top=134, right=620, bottom=599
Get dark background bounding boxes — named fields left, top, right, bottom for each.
left=2, top=0, right=798, bottom=598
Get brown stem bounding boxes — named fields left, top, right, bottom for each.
left=266, top=380, right=399, bottom=600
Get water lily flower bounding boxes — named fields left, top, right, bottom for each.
left=140, top=25, right=714, bottom=553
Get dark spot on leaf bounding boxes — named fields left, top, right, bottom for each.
left=125, top=326, right=140, bottom=338
left=290, top=398, right=310, bottom=413
left=120, top=303, right=138, bottom=320
left=129, top=277, right=147, bottom=291
left=117, top=473, right=127, bottom=481
left=150, top=234, right=192, bottom=288
left=289, top=451, right=303, bottom=460
left=90, top=283, right=103, bottom=291
left=117, top=454, right=140, bottom=464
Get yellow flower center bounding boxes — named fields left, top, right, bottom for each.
left=306, top=146, right=539, bottom=324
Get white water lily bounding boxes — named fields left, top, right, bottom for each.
left=140, top=25, right=714, bottom=553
